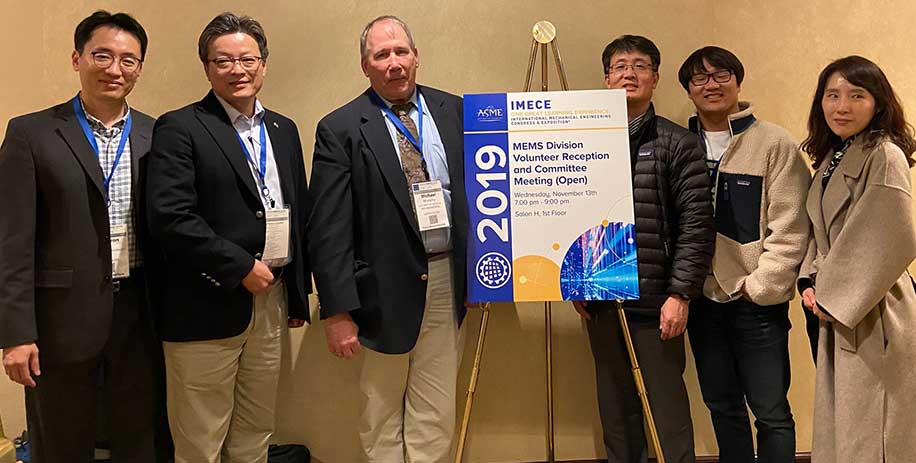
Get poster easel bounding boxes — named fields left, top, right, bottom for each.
left=455, top=20, right=665, bottom=463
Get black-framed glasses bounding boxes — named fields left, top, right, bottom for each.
left=90, top=51, right=142, bottom=73
left=208, top=56, right=263, bottom=71
left=608, top=62, right=655, bottom=76
left=690, top=69, right=733, bottom=86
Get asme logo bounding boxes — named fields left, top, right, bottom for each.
left=476, top=106, right=503, bottom=122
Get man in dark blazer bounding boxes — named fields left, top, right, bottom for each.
left=145, top=12, right=310, bottom=463
left=0, top=11, right=165, bottom=462
left=308, top=15, right=468, bottom=463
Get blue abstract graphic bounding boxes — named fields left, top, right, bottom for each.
left=560, top=222, right=639, bottom=301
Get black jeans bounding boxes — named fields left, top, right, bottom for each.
left=688, top=297, right=795, bottom=463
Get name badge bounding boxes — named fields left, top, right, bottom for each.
left=412, top=180, right=450, bottom=231
left=262, top=207, right=291, bottom=267
left=110, top=224, right=130, bottom=279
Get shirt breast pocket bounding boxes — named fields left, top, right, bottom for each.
left=715, top=173, right=763, bottom=244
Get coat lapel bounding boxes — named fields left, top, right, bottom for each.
left=359, top=91, right=421, bottom=239
left=195, top=91, right=261, bottom=203
left=821, top=138, right=869, bottom=237
left=263, top=111, right=294, bottom=205
left=55, top=103, right=106, bottom=199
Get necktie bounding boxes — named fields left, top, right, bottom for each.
left=391, top=103, right=429, bottom=185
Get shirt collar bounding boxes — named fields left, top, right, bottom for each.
left=628, top=110, right=648, bottom=136
left=214, top=93, right=265, bottom=126
left=377, top=89, right=420, bottom=112
left=79, top=96, right=130, bottom=133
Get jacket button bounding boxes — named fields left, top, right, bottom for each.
left=255, top=253, right=263, bottom=259
left=256, top=211, right=264, bottom=219
left=420, top=273, right=428, bottom=281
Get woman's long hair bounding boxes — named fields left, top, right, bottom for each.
left=801, top=55, right=916, bottom=168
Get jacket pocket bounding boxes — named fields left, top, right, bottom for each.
left=715, top=173, right=763, bottom=244
left=36, top=268, right=74, bottom=288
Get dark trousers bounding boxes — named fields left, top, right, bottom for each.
left=688, top=297, right=795, bottom=463
left=25, top=274, right=166, bottom=463
left=586, top=306, right=695, bottom=463
left=803, top=306, right=819, bottom=362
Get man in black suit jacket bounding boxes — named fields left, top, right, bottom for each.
left=145, top=13, right=310, bottom=463
left=308, top=15, right=468, bottom=463
left=0, top=11, right=165, bottom=462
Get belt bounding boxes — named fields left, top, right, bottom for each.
left=427, top=251, right=451, bottom=261
left=271, top=266, right=285, bottom=280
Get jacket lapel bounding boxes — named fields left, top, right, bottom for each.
left=195, top=91, right=261, bottom=203
left=359, top=91, right=421, bottom=239
left=55, top=103, right=106, bottom=199
left=263, top=111, right=294, bottom=205
left=128, top=114, right=151, bottom=191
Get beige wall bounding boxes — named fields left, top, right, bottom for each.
left=2, top=0, right=916, bottom=461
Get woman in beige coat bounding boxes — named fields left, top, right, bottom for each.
left=799, top=55, right=916, bottom=462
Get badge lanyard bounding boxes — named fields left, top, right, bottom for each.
left=72, top=94, right=132, bottom=206
left=235, top=121, right=275, bottom=208
left=371, top=90, right=424, bottom=156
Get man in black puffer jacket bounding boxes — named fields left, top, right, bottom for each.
left=573, top=35, right=714, bottom=463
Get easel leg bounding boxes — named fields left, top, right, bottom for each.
left=545, top=301, right=555, bottom=462
left=524, top=40, right=538, bottom=92
left=454, top=303, right=491, bottom=463
left=616, top=302, right=665, bottom=463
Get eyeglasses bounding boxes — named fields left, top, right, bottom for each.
left=690, top=70, right=733, bottom=86
left=90, top=51, right=142, bottom=73
left=208, top=56, right=263, bottom=71
left=608, top=62, right=655, bottom=76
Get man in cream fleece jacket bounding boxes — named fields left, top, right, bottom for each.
left=678, top=46, right=811, bottom=463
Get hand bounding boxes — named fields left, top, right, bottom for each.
left=802, top=288, right=816, bottom=311
left=2, top=343, right=40, bottom=387
left=659, top=295, right=689, bottom=340
left=811, top=303, right=836, bottom=323
left=288, top=318, right=306, bottom=328
left=325, top=312, right=361, bottom=359
left=572, top=301, right=591, bottom=320
left=241, top=259, right=274, bottom=295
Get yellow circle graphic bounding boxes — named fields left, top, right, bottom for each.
left=513, top=255, right=562, bottom=301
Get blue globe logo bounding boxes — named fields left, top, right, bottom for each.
left=476, top=252, right=512, bottom=289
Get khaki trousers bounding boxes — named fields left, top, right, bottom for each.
left=358, top=257, right=464, bottom=463
left=163, top=281, right=286, bottom=463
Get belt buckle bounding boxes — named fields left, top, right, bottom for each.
left=112, top=280, right=121, bottom=293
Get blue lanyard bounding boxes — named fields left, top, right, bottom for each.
left=235, top=120, right=272, bottom=203
left=72, top=95, right=132, bottom=199
left=372, top=90, right=423, bottom=155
